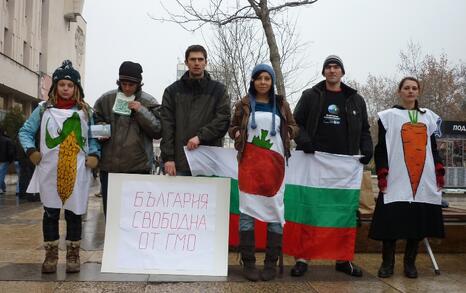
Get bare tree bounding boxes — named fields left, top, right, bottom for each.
left=207, top=13, right=315, bottom=106
left=207, top=20, right=268, bottom=104
left=399, top=42, right=465, bottom=120
left=152, top=0, right=319, bottom=97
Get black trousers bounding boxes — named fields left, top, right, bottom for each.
left=18, top=158, right=34, bottom=194
left=42, top=207, right=82, bottom=241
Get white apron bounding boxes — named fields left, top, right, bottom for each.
left=238, top=111, right=286, bottom=225
left=28, top=108, right=92, bottom=215
left=378, top=108, right=441, bottom=205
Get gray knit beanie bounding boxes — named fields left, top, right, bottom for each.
left=322, top=55, right=345, bottom=75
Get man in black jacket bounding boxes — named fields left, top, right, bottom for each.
left=161, top=45, right=230, bottom=176
left=291, top=55, right=373, bottom=277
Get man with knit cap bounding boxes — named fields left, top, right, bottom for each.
left=94, top=61, right=162, bottom=216
left=160, top=45, right=230, bottom=176
left=291, top=55, right=373, bottom=277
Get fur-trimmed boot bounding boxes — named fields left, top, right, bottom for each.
left=239, top=231, right=260, bottom=281
left=66, top=240, right=81, bottom=273
left=261, top=231, right=282, bottom=281
left=404, top=239, right=419, bottom=278
left=41, top=240, right=59, bottom=273
left=378, top=240, right=396, bottom=278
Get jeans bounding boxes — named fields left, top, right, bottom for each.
left=239, top=212, right=283, bottom=234
left=43, top=206, right=82, bottom=241
left=0, top=162, right=9, bottom=192
left=14, top=161, right=20, bottom=193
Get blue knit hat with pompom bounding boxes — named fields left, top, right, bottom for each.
left=248, top=63, right=277, bottom=136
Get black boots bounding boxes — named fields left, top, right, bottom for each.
left=239, top=230, right=283, bottom=281
left=378, top=240, right=396, bottom=278
left=404, top=239, right=419, bottom=278
left=262, top=231, right=282, bottom=281
left=239, top=231, right=260, bottom=281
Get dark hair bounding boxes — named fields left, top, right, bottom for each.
left=398, top=76, right=421, bottom=92
left=398, top=77, right=425, bottom=113
left=185, top=45, right=207, bottom=61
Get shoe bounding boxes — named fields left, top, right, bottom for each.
left=378, top=240, right=396, bottom=278
left=41, top=240, right=59, bottom=273
left=404, top=240, right=419, bottom=278
left=239, top=231, right=260, bottom=281
left=66, top=240, right=81, bottom=273
left=335, top=261, right=363, bottom=277
left=261, top=231, right=282, bottom=281
left=290, top=261, right=308, bottom=277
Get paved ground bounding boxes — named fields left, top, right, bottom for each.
left=1, top=175, right=465, bottom=293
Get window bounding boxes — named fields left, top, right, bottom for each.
left=4, top=28, right=12, bottom=57
left=23, top=41, right=31, bottom=67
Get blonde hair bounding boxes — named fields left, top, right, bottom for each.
left=49, top=82, right=89, bottom=116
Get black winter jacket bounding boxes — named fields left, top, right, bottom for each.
left=0, top=134, right=15, bottom=163
left=293, top=80, right=373, bottom=160
left=160, top=71, right=230, bottom=172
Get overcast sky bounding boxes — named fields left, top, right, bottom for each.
left=82, top=0, right=466, bottom=106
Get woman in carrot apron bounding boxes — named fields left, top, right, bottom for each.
left=369, top=77, right=445, bottom=278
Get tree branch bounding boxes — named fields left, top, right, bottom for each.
left=269, top=0, right=319, bottom=13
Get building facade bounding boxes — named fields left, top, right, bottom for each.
left=438, top=120, right=466, bottom=188
left=0, top=0, right=86, bottom=120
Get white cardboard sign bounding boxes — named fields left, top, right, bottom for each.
left=101, top=174, right=231, bottom=276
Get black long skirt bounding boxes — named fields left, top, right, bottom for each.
left=369, top=192, right=445, bottom=240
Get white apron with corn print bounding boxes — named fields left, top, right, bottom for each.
left=378, top=108, right=441, bottom=205
left=27, top=108, right=91, bottom=215
left=238, top=111, right=286, bottom=225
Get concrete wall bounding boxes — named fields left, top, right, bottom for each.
left=0, top=0, right=86, bottom=116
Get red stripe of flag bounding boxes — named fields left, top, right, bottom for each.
left=283, top=221, right=356, bottom=260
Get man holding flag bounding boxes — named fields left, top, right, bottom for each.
left=290, top=55, right=373, bottom=277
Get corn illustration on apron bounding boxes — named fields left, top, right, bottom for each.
left=27, top=108, right=91, bottom=215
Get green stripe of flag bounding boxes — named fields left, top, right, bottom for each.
left=284, top=184, right=359, bottom=228
left=230, top=179, right=359, bottom=228
left=230, top=179, right=240, bottom=214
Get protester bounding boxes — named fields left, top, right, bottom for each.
left=19, top=60, right=100, bottom=273
left=291, top=55, right=373, bottom=277
left=369, top=77, right=445, bottom=278
left=0, top=127, right=15, bottom=194
left=160, top=45, right=230, bottom=176
left=15, top=136, right=39, bottom=201
left=229, top=64, right=298, bottom=281
left=94, top=61, right=161, bottom=216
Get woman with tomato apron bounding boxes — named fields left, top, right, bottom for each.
left=229, top=64, right=298, bottom=281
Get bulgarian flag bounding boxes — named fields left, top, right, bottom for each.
left=185, top=146, right=363, bottom=260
